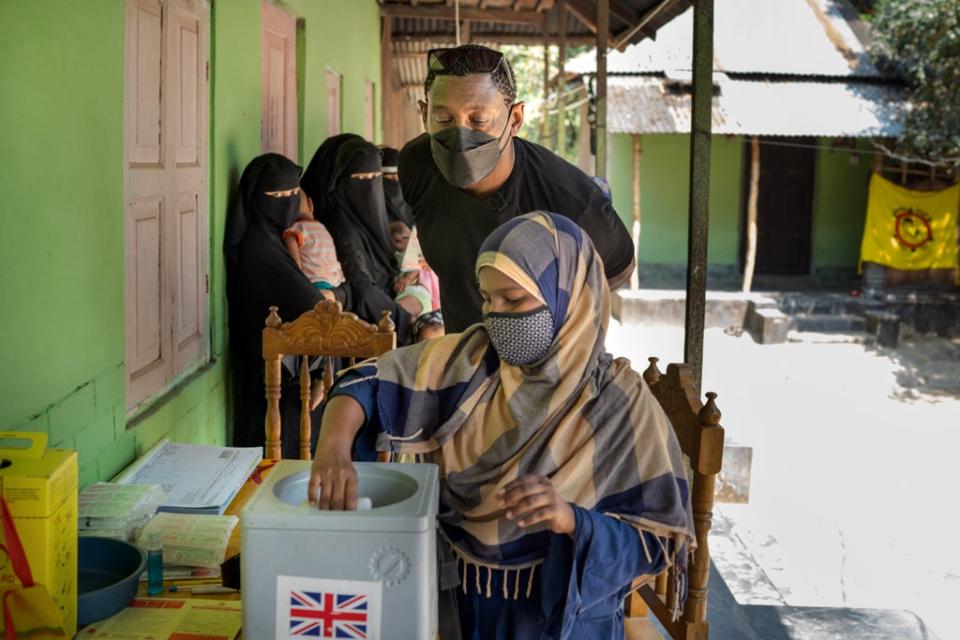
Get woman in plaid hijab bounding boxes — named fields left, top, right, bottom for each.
left=310, top=212, right=694, bottom=639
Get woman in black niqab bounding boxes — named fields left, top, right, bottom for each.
left=380, top=146, right=414, bottom=227
left=224, top=153, right=323, bottom=457
left=301, top=137, right=413, bottom=345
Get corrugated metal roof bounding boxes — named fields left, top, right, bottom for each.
left=384, top=0, right=696, bottom=110
left=606, top=76, right=729, bottom=133
left=383, top=0, right=692, bottom=46
left=604, top=75, right=903, bottom=137
left=568, top=0, right=881, bottom=78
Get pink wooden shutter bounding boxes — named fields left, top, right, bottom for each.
left=172, top=2, right=208, bottom=373
left=261, top=2, right=298, bottom=161
left=364, top=79, right=376, bottom=141
left=326, top=70, right=342, bottom=138
left=125, top=0, right=172, bottom=408
left=125, top=0, right=209, bottom=411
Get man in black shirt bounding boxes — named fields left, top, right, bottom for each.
left=399, top=45, right=636, bottom=333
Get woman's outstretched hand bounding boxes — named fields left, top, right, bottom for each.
left=307, top=395, right=367, bottom=510
left=308, top=440, right=357, bottom=510
left=497, top=475, right=576, bottom=537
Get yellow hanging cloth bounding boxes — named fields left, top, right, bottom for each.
left=859, top=173, right=959, bottom=272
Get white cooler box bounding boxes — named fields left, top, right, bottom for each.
left=241, top=460, right=439, bottom=639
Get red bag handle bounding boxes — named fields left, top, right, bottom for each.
left=3, top=591, right=15, bottom=640
left=0, top=495, right=33, bottom=587
left=1, top=493, right=35, bottom=640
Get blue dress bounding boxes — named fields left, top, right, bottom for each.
left=332, top=370, right=668, bottom=640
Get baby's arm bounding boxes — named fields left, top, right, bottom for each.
left=283, top=234, right=304, bottom=270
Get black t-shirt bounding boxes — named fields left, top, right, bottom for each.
left=399, top=133, right=634, bottom=333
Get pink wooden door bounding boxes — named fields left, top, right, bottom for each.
left=125, top=0, right=209, bottom=411
left=261, top=2, right=297, bottom=161
left=364, top=79, right=376, bottom=141
left=326, top=69, right=342, bottom=138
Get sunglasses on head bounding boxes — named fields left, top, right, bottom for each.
left=427, top=48, right=515, bottom=91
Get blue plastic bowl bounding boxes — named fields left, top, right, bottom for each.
left=77, top=536, right=146, bottom=626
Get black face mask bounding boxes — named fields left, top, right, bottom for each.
left=344, top=175, right=386, bottom=221
left=383, top=179, right=414, bottom=226
left=253, top=190, right=300, bottom=232
left=429, top=105, right=514, bottom=188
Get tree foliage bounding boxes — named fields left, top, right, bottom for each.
left=501, top=44, right=587, bottom=162
left=869, top=0, right=960, bottom=167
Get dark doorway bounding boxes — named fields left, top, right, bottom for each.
left=740, top=137, right=816, bottom=275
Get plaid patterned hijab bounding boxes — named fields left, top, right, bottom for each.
left=368, top=212, right=694, bottom=587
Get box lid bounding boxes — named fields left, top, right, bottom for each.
left=241, top=461, right=438, bottom=533
left=0, top=432, right=78, bottom=518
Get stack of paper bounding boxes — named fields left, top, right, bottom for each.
left=138, top=512, right=239, bottom=568
left=79, top=482, right=166, bottom=541
left=80, top=598, right=241, bottom=639
left=115, top=440, right=261, bottom=515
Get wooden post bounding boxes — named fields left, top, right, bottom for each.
left=683, top=0, right=714, bottom=392
left=380, top=16, right=398, bottom=147
left=631, top=134, right=642, bottom=290
left=742, top=136, right=760, bottom=292
left=557, top=0, right=567, bottom=157
left=595, top=0, right=609, bottom=178
left=298, top=355, right=311, bottom=460
left=264, top=307, right=283, bottom=460
left=682, top=391, right=722, bottom=633
left=540, top=13, right=550, bottom=145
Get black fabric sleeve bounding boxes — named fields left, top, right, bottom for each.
left=398, top=134, right=431, bottom=216
left=335, top=227, right=378, bottom=291
left=576, top=188, right=636, bottom=280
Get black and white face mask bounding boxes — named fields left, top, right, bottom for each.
left=484, top=305, right=554, bottom=366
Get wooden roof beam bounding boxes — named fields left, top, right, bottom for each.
left=564, top=0, right=597, bottom=33
left=611, top=0, right=672, bottom=50
left=565, top=0, right=615, bottom=47
left=381, top=4, right=543, bottom=24
left=392, top=32, right=597, bottom=46
left=609, top=0, right=641, bottom=26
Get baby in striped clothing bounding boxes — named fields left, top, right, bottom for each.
left=283, top=193, right=345, bottom=302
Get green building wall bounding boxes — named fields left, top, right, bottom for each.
left=606, top=133, right=871, bottom=286
left=811, top=138, right=872, bottom=281
left=0, top=0, right=382, bottom=487
left=607, top=134, right=743, bottom=283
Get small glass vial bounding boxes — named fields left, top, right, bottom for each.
left=146, top=533, right=164, bottom=596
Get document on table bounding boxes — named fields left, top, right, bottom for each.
left=115, top=440, right=262, bottom=515
left=80, top=598, right=242, bottom=639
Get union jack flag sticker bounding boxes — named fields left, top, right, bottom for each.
left=277, top=576, right=382, bottom=639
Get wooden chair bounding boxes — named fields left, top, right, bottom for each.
left=262, top=300, right=396, bottom=460
left=625, top=357, right=725, bottom=640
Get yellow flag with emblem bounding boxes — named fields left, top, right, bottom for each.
left=859, top=173, right=959, bottom=271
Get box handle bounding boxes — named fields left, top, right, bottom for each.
left=0, top=431, right=47, bottom=460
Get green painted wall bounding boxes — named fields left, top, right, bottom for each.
left=607, top=133, right=871, bottom=278
left=0, top=0, right=125, bottom=438
left=281, top=0, right=382, bottom=159
left=811, top=138, right=872, bottom=271
left=607, top=133, right=743, bottom=269
left=0, top=0, right=382, bottom=487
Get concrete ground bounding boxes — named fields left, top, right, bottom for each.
left=604, top=320, right=960, bottom=640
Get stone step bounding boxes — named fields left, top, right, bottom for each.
left=787, top=330, right=872, bottom=345
left=740, top=604, right=942, bottom=640
left=791, top=313, right=866, bottom=333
